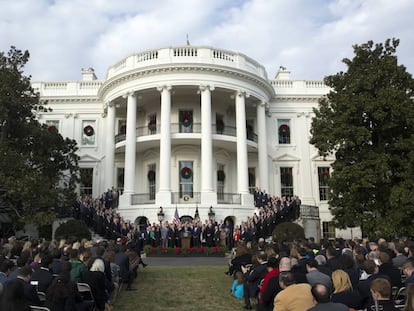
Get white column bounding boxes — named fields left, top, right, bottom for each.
left=156, top=85, right=172, bottom=204
left=200, top=85, right=217, bottom=205
left=200, top=85, right=214, bottom=191
left=257, top=102, right=269, bottom=192
left=104, top=102, right=115, bottom=190
left=235, top=91, right=249, bottom=194
left=123, top=92, right=137, bottom=195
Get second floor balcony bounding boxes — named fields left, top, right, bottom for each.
left=115, top=123, right=258, bottom=144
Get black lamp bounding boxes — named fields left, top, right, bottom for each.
left=157, top=206, right=164, bottom=222
left=208, top=206, right=215, bottom=221
left=194, top=206, right=200, bottom=220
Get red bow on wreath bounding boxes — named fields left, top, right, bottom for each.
left=181, top=167, right=192, bottom=179
left=84, top=125, right=95, bottom=136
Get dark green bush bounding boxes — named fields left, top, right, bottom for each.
left=272, top=222, right=305, bottom=242
left=54, top=219, right=91, bottom=241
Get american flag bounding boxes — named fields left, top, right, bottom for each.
left=173, top=207, right=180, bottom=225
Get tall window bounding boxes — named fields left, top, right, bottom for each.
left=318, top=167, right=330, bottom=201
left=280, top=167, right=294, bottom=197
left=216, top=113, right=224, bottom=134
left=322, top=221, right=336, bottom=239
left=148, top=114, right=157, bottom=135
left=217, top=163, right=225, bottom=200
left=179, top=161, right=193, bottom=198
left=148, top=163, right=156, bottom=200
left=117, top=168, right=124, bottom=194
left=46, top=120, right=59, bottom=133
left=179, top=110, right=193, bottom=133
left=82, top=120, right=96, bottom=145
left=246, top=120, right=254, bottom=141
left=80, top=168, right=93, bottom=195
left=118, top=120, right=126, bottom=135
left=248, top=167, right=256, bottom=194
left=278, top=119, right=291, bottom=144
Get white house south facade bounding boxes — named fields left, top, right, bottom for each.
left=32, top=46, right=354, bottom=239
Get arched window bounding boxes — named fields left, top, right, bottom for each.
left=278, top=121, right=291, bottom=144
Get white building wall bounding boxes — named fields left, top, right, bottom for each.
left=33, top=46, right=352, bottom=238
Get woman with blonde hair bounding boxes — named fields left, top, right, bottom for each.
left=331, top=269, right=362, bottom=310
left=404, top=283, right=414, bottom=311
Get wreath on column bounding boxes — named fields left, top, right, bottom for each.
left=217, top=170, right=225, bottom=182
left=148, top=119, right=156, bottom=131
left=147, top=170, right=156, bottom=181
left=181, top=167, right=192, bottom=179
left=180, top=113, right=193, bottom=127
left=84, top=125, right=95, bottom=136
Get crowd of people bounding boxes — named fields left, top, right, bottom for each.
left=227, top=236, right=414, bottom=311
left=0, top=234, right=147, bottom=310
left=71, top=187, right=302, bottom=253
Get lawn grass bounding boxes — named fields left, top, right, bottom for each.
left=113, top=266, right=245, bottom=311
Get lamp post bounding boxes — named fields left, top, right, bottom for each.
left=208, top=206, right=215, bottom=222
left=157, top=206, right=164, bottom=223
left=194, top=205, right=200, bottom=221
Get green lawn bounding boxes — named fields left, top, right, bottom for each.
left=113, top=266, right=245, bottom=311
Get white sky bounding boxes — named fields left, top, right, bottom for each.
left=1, top=0, right=413, bottom=81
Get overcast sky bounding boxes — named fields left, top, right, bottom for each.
left=1, top=0, right=413, bottom=82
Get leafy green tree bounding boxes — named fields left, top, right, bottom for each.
left=310, top=38, right=414, bottom=238
left=0, top=46, right=79, bottom=226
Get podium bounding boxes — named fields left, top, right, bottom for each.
left=181, top=230, right=192, bottom=249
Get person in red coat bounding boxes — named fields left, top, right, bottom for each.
left=257, top=257, right=280, bottom=311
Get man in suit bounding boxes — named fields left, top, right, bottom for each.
left=242, top=253, right=268, bottom=310
left=30, top=254, right=53, bottom=293
left=115, top=244, right=134, bottom=290
left=4, top=265, right=41, bottom=306
left=357, top=259, right=391, bottom=309
left=0, top=259, right=12, bottom=295
left=306, top=258, right=333, bottom=292
left=273, top=271, right=315, bottom=311
left=308, top=283, right=348, bottom=311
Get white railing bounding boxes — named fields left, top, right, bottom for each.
left=106, top=46, right=268, bottom=80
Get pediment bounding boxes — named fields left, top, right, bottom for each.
left=273, top=153, right=301, bottom=161
left=311, top=152, right=335, bottom=161
left=79, top=154, right=101, bottom=162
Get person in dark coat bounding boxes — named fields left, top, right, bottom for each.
left=5, top=265, right=41, bottom=306
left=378, top=251, right=402, bottom=288
left=331, top=269, right=362, bottom=310
left=114, top=244, right=134, bottom=290
left=242, top=253, right=267, bottom=310
left=30, top=254, right=54, bottom=293
left=357, top=260, right=391, bottom=309
left=308, top=283, right=348, bottom=311
left=227, top=245, right=252, bottom=276
left=0, top=278, right=31, bottom=311
left=367, top=278, right=400, bottom=311
left=82, top=259, right=108, bottom=311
